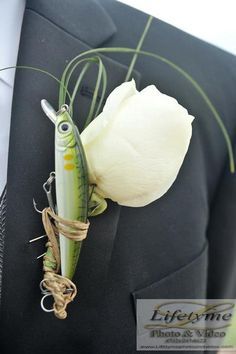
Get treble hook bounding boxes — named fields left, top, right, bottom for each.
left=32, top=171, right=56, bottom=215
left=43, top=171, right=56, bottom=213
left=33, top=198, right=43, bottom=214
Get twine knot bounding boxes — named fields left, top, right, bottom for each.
left=41, top=272, right=77, bottom=319
left=40, top=207, right=90, bottom=319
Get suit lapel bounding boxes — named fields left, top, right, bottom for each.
left=27, top=0, right=117, bottom=47
left=0, top=1, right=141, bottom=323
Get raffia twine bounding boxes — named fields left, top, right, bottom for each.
left=41, top=207, right=89, bottom=319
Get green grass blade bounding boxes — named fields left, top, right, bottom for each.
left=84, top=57, right=107, bottom=128
left=125, top=15, right=153, bottom=82
left=0, top=65, right=72, bottom=103
left=69, top=61, right=93, bottom=117
left=59, top=58, right=97, bottom=107
left=94, top=63, right=107, bottom=118
left=59, top=56, right=107, bottom=129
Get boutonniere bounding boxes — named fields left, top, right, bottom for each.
left=36, top=78, right=193, bottom=319
left=1, top=16, right=234, bottom=319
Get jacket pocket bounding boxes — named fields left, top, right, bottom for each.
left=132, top=244, right=208, bottom=354
left=132, top=242, right=208, bottom=304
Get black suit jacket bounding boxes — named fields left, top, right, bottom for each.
left=1, top=0, right=236, bottom=353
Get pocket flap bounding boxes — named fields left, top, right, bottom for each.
left=132, top=242, right=208, bottom=302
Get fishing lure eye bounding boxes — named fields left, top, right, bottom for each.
left=58, top=122, right=72, bottom=134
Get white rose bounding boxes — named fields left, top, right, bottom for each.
left=81, top=80, right=194, bottom=207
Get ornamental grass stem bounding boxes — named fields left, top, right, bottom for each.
left=0, top=65, right=71, bottom=102
left=125, top=15, right=153, bottom=82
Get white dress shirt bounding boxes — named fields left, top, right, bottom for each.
left=0, top=0, right=25, bottom=195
